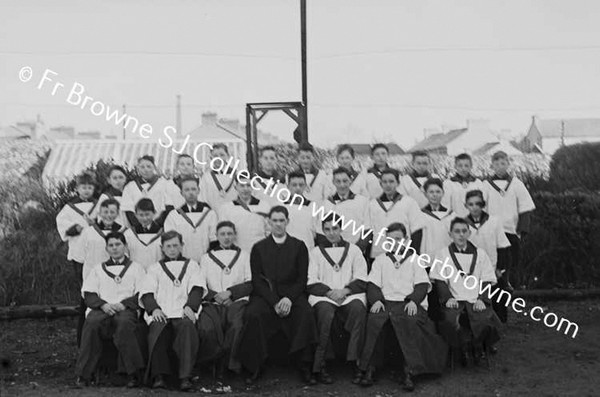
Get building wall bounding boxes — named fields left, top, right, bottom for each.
left=447, top=130, right=499, bottom=155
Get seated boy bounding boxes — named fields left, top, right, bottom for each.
left=75, top=232, right=146, bottom=388
left=358, top=223, right=446, bottom=391
left=139, top=231, right=206, bottom=391
left=198, top=221, right=252, bottom=377
left=430, top=218, right=501, bottom=366
left=124, top=198, right=163, bottom=270
left=307, top=214, right=368, bottom=384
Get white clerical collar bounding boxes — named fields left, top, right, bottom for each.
left=272, top=234, right=287, bottom=244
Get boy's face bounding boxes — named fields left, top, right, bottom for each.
left=380, top=173, right=398, bottom=194
left=77, top=183, right=95, bottom=200
left=108, top=171, right=127, bottom=191
left=216, top=226, right=236, bottom=248
left=259, top=150, right=277, bottom=173
left=135, top=209, right=155, bottom=226
left=323, top=222, right=342, bottom=243
left=492, top=158, right=510, bottom=175
left=162, top=237, right=183, bottom=259
left=465, top=195, right=484, bottom=217
left=412, top=155, right=430, bottom=174
left=288, top=177, right=306, bottom=195
left=137, top=160, right=156, bottom=180
left=455, top=159, right=472, bottom=176
left=333, top=173, right=351, bottom=195
left=450, top=223, right=471, bottom=246
left=268, top=212, right=288, bottom=236
left=99, top=205, right=119, bottom=223
left=235, top=181, right=252, bottom=198
left=211, top=148, right=230, bottom=164
left=180, top=180, right=199, bottom=203
left=337, top=150, right=353, bottom=169
left=425, top=184, right=444, bottom=205
left=297, top=151, right=314, bottom=170
left=105, top=238, right=126, bottom=258
left=177, top=157, right=195, bottom=176
left=372, top=148, right=388, bottom=166
left=387, top=230, right=406, bottom=251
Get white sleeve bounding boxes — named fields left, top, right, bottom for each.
left=121, top=182, right=136, bottom=213
left=478, top=249, right=497, bottom=284
left=71, top=228, right=88, bottom=263
left=81, top=267, right=100, bottom=296
left=516, top=179, right=536, bottom=214
left=367, top=256, right=383, bottom=287
left=351, top=246, right=369, bottom=282
left=307, top=248, right=321, bottom=286
left=163, top=211, right=178, bottom=233
left=496, top=219, right=511, bottom=249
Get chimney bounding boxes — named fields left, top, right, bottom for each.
left=219, top=118, right=240, bottom=132
left=202, top=112, right=217, bottom=126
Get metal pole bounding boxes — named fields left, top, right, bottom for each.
left=300, top=0, right=308, bottom=142
left=122, top=104, right=126, bottom=140
left=176, top=95, right=182, bottom=135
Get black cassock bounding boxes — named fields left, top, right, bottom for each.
left=236, top=235, right=318, bottom=373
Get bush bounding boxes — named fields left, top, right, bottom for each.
left=515, top=191, right=600, bottom=289
left=549, top=142, right=600, bottom=192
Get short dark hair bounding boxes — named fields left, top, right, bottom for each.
left=105, top=231, right=126, bottom=245
left=411, top=151, right=429, bottom=161
left=455, top=153, right=472, bottom=164
left=298, top=142, right=314, bottom=153
left=492, top=151, right=509, bottom=161
left=336, top=144, right=355, bottom=158
left=423, top=177, right=444, bottom=192
left=465, top=189, right=485, bottom=203
left=450, top=217, right=469, bottom=231
left=138, top=155, right=155, bottom=165
left=381, top=168, right=399, bottom=182
left=386, top=222, right=407, bottom=236
left=260, top=146, right=277, bottom=156
left=332, top=167, right=351, bottom=178
left=75, top=172, right=96, bottom=187
left=100, top=197, right=120, bottom=210
left=321, top=212, right=341, bottom=228
left=216, top=220, right=236, bottom=233
left=212, top=143, right=229, bottom=154
left=107, top=165, right=127, bottom=179
left=268, top=205, right=289, bottom=219
left=179, top=175, right=199, bottom=186
left=135, top=198, right=156, bottom=213
left=161, top=230, right=183, bottom=244
left=371, top=143, right=389, bottom=154
left=287, top=170, right=306, bottom=182
left=177, top=154, right=193, bottom=163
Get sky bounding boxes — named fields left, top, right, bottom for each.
left=2, top=0, right=600, bottom=149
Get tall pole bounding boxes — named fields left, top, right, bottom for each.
left=122, top=104, right=126, bottom=140
left=300, top=0, right=308, bottom=142
left=176, top=94, right=182, bottom=135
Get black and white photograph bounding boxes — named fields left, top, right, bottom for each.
left=1, top=0, right=599, bottom=395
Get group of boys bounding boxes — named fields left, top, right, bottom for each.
left=56, top=141, right=535, bottom=391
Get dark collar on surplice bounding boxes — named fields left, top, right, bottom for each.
left=487, top=174, right=513, bottom=195
left=465, top=211, right=490, bottom=230
left=211, top=244, right=240, bottom=252
left=133, top=221, right=162, bottom=234
left=376, top=192, right=402, bottom=213
left=179, top=201, right=211, bottom=213
left=208, top=246, right=242, bottom=273
left=343, top=167, right=359, bottom=182
left=367, top=164, right=391, bottom=179
left=319, top=238, right=346, bottom=248
left=421, top=204, right=451, bottom=220
left=209, top=169, right=235, bottom=193
left=409, top=171, right=431, bottom=189
left=448, top=241, right=478, bottom=275
left=318, top=240, right=350, bottom=270
left=102, top=186, right=123, bottom=198
left=269, top=234, right=290, bottom=246
left=329, top=191, right=356, bottom=204
left=101, top=256, right=132, bottom=283
left=134, top=175, right=159, bottom=192
left=159, top=256, right=191, bottom=286
left=96, top=220, right=122, bottom=232
left=298, top=166, right=320, bottom=187
left=450, top=174, right=477, bottom=184
left=282, top=195, right=311, bottom=206
left=68, top=197, right=98, bottom=216
left=386, top=249, right=412, bottom=267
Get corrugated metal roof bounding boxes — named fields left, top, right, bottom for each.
left=409, top=128, right=467, bottom=152
left=42, top=139, right=246, bottom=183
left=537, top=118, right=600, bottom=138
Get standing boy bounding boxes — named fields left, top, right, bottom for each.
left=283, top=171, right=318, bottom=250
left=198, top=221, right=252, bottom=376
left=254, top=146, right=286, bottom=206
left=442, top=153, right=484, bottom=218
left=307, top=214, right=368, bottom=384
left=295, top=142, right=328, bottom=202
left=366, top=143, right=394, bottom=199
left=123, top=198, right=163, bottom=270
left=168, top=154, right=198, bottom=209
left=199, top=143, right=237, bottom=210
left=139, top=231, right=205, bottom=391
left=164, top=176, right=217, bottom=262
left=399, top=151, right=437, bottom=209
left=75, top=232, right=146, bottom=388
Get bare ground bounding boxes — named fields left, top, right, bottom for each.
left=1, top=299, right=600, bottom=397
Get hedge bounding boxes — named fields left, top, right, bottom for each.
left=549, top=142, right=600, bottom=192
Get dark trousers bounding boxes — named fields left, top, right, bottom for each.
left=439, top=302, right=501, bottom=349
left=71, top=260, right=85, bottom=347
left=493, top=233, right=520, bottom=323
left=75, top=309, right=145, bottom=379
left=148, top=318, right=199, bottom=380
left=312, top=300, right=366, bottom=372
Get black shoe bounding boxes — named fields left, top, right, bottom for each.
left=490, top=346, right=498, bottom=355
left=301, top=366, right=317, bottom=386
left=352, top=368, right=364, bottom=385
left=402, top=372, right=415, bottom=392
left=180, top=377, right=193, bottom=391
left=152, top=375, right=166, bottom=389
left=126, top=374, right=140, bottom=388
left=317, top=365, right=333, bottom=384
left=75, top=376, right=89, bottom=388
left=360, top=367, right=375, bottom=387
left=245, top=368, right=261, bottom=386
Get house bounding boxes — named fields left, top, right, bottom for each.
left=521, top=116, right=600, bottom=154
left=346, top=143, right=405, bottom=156
left=0, top=125, right=30, bottom=141
left=410, top=119, right=522, bottom=156
left=187, top=112, right=245, bottom=141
